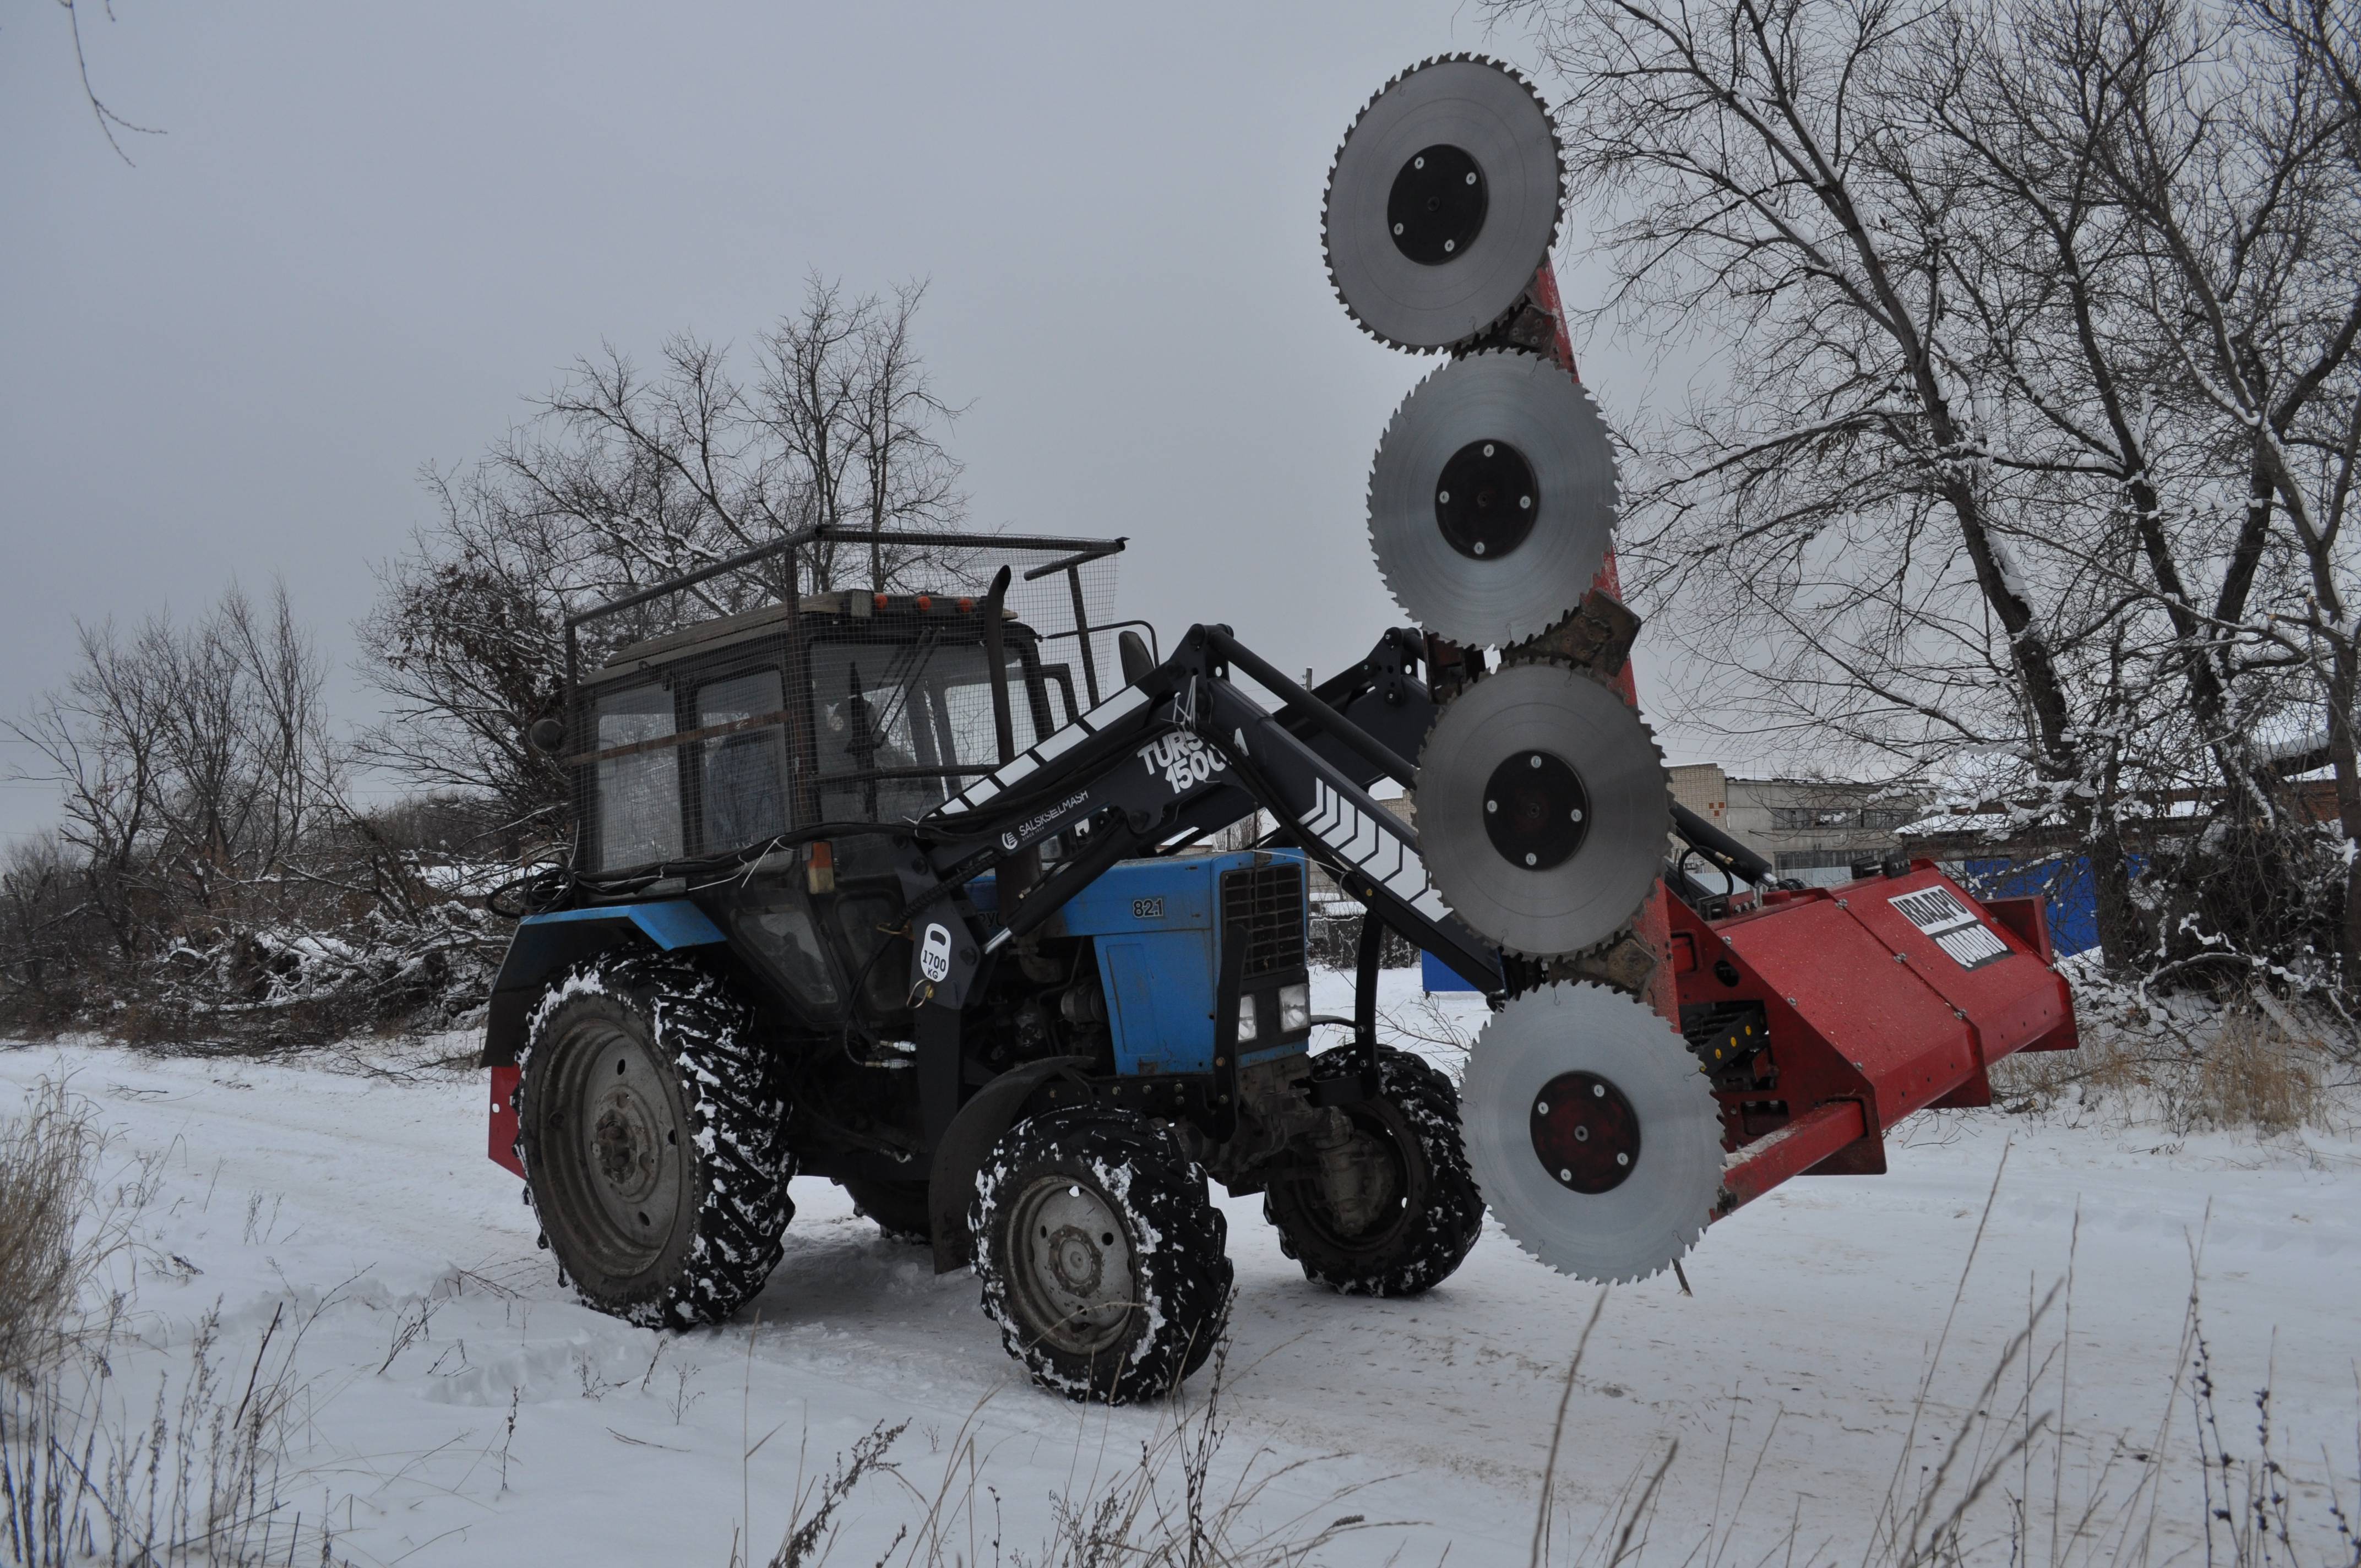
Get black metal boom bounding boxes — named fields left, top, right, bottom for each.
left=886, top=624, right=1503, bottom=1128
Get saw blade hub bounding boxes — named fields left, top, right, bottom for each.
left=1530, top=1071, right=1640, bottom=1193
left=1435, top=438, right=1537, bottom=559
left=1482, top=749, right=1588, bottom=870
left=1418, top=662, right=1667, bottom=957
left=1461, top=984, right=1720, bottom=1282
left=1387, top=144, right=1489, bottom=264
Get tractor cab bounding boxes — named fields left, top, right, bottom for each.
left=573, top=589, right=1079, bottom=874
left=487, top=529, right=1140, bottom=1063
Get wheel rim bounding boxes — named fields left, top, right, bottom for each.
left=1289, top=1112, right=1411, bottom=1250
left=534, top=1016, right=688, bottom=1280
left=1005, top=1175, right=1135, bottom=1355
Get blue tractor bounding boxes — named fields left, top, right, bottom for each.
left=480, top=529, right=1489, bottom=1402
left=476, top=51, right=2088, bottom=1407
left=475, top=56, right=1787, bottom=1404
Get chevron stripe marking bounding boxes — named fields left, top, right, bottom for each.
left=935, top=685, right=1150, bottom=816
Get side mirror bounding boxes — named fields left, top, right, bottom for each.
left=526, top=716, right=567, bottom=755
left=1118, top=630, right=1155, bottom=687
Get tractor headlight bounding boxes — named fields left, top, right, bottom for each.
left=1234, top=994, right=1260, bottom=1043
left=1277, top=982, right=1310, bottom=1035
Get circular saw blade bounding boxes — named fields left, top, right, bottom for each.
left=1367, top=351, right=1619, bottom=646
left=1416, top=662, right=1668, bottom=958
left=1323, top=55, right=1565, bottom=351
left=1462, top=982, right=1720, bottom=1282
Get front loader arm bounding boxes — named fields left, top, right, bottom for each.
left=1178, top=629, right=1501, bottom=988
left=905, top=624, right=1501, bottom=999
left=1160, top=625, right=1437, bottom=848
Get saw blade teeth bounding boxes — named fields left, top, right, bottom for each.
left=1321, top=55, right=1567, bottom=353
left=1461, top=982, right=1720, bottom=1283
left=1412, top=660, right=1668, bottom=961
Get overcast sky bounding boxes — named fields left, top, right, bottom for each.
left=1, top=1, right=1707, bottom=846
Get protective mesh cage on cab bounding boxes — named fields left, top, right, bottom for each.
left=563, top=528, right=1134, bottom=876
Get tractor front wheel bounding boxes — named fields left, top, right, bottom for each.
left=1263, top=1045, right=1484, bottom=1297
left=515, top=951, right=792, bottom=1329
left=972, top=1108, right=1232, bottom=1403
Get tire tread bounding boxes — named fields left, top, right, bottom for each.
left=515, top=951, right=792, bottom=1329
left=972, top=1108, right=1232, bottom=1403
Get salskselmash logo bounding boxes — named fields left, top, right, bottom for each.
left=1138, top=732, right=1226, bottom=794
left=1007, top=792, right=1089, bottom=848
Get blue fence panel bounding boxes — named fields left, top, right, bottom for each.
left=1422, top=948, right=1490, bottom=993
left=1955, top=853, right=2141, bottom=957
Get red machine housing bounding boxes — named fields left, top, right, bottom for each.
left=1664, top=860, right=2075, bottom=1220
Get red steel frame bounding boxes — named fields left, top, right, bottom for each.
left=1531, top=263, right=1681, bottom=1024
left=1667, top=863, right=2076, bottom=1218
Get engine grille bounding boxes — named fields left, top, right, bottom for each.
left=1221, top=861, right=1307, bottom=980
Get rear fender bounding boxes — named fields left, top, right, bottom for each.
left=478, top=901, right=728, bottom=1068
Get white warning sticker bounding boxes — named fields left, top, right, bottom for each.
left=918, top=922, right=953, bottom=983
left=1888, top=886, right=2012, bottom=970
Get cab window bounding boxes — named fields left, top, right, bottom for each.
left=593, top=683, right=682, bottom=870
left=697, top=668, right=788, bottom=852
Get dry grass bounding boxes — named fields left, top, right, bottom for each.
left=0, top=1072, right=348, bottom=1567
left=0, top=1077, right=107, bottom=1385
left=1526, top=1166, right=2361, bottom=1568
left=2192, top=1006, right=2327, bottom=1134
left=732, top=1340, right=1394, bottom=1568
left=738, top=1271, right=2360, bottom=1568
left=1988, top=983, right=2342, bottom=1137
left=2, top=1301, right=349, bottom=1568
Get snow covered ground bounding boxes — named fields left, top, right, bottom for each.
left=4, top=970, right=2356, bottom=1566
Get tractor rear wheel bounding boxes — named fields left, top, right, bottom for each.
left=972, top=1108, right=1232, bottom=1403
left=1264, top=1045, right=1484, bottom=1296
left=837, top=1176, right=931, bottom=1244
left=515, top=951, right=792, bottom=1329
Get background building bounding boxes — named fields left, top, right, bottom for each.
left=1669, top=764, right=1921, bottom=888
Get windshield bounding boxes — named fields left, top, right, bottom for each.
left=809, top=635, right=1042, bottom=822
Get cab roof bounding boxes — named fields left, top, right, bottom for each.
left=591, top=591, right=1024, bottom=683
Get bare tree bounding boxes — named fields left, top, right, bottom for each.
left=360, top=274, right=969, bottom=832
left=355, top=466, right=578, bottom=846
left=48, top=0, right=163, bottom=164
left=2097, top=0, right=2361, bottom=970
left=1909, top=0, right=2361, bottom=970
left=848, top=279, right=968, bottom=591
left=757, top=277, right=871, bottom=591
left=6, top=584, right=340, bottom=964
left=1492, top=0, right=2151, bottom=960
left=0, top=836, right=83, bottom=1025
left=5, top=582, right=515, bottom=1035
left=1492, top=0, right=2361, bottom=984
